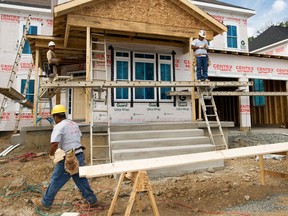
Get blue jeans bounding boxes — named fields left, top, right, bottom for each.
left=196, top=56, right=209, bottom=80
left=42, top=152, right=97, bottom=207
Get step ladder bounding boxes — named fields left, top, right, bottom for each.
left=198, top=87, right=227, bottom=150
left=13, top=61, right=33, bottom=133
left=0, top=15, right=31, bottom=124
left=90, top=34, right=111, bottom=165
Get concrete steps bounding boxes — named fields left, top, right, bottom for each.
left=110, top=122, right=223, bottom=177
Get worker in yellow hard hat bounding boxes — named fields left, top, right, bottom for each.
left=36, top=104, right=104, bottom=210
left=46, top=41, right=61, bottom=78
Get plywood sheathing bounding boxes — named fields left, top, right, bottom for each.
left=70, top=0, right=212, bottom=39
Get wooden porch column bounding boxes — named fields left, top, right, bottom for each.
left=32, top=48, right=40, bottom=126
left=189, top=37, right=196, bottom=122
left=85, top=26, right=91, bottom=124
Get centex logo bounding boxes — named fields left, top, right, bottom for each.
left=236, top=66, right=253, bottom=73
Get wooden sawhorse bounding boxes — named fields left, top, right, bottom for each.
left=258, top=152, right=288, bottom=185
left=108, top=171, right=160, bottom=216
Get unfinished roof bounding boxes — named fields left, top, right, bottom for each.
left=0, top=0, right=51, bottom=9
left=192, top=0, right=254, bottom=11
left=249, top=26, right=288, bottom=52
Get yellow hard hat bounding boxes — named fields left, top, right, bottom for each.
left=51, top=104, right=66, bottom=115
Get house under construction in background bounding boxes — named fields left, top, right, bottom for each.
left=1, top=0, right=288, bottom=176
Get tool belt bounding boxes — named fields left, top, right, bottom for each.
left=64, top=150, right=79, bottom=175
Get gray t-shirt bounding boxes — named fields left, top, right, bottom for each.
left=51, top=119, right=82, bottom=153
left=192, top=38, right=209, bottom=55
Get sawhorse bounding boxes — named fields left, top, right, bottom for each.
left=258, top=152, right=288, bottom=185
left=108, top=171, right=160, bottom=216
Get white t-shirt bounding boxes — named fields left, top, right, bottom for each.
left=51, top=119, right=82, bottom=153
left=192, top=38, right=209, bottom=55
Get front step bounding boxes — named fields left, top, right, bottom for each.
left=111, top=136, right=210, bottom=150
left=110, top=129, right=204, bottom=141
left=112, top=144, right=215, bottom=161
left=110, top=122, right=198, bottom=132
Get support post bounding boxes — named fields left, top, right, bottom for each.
left=238, top=77, right=251, bottom=131
left=33, top=49, right=40, bottom=126
left=85, top=27, right=91, bottom=124
left=189, top=37, right=196, bottom=122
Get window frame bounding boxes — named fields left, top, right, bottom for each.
left=223, top=22, right=240, bottom=50
left=158, top=54, right=173, bottom=102
left=133, top=52, right=157, bottom=102
left=114, top=51, right=131, bottom=101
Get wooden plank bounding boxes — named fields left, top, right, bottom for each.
left=85, top=27, right=91, bottom=124
left=79, top=142, right=288, bottom=178
left=64, top=23, right=71, bottom=48
left=168, top=91, right=288, bottom=96
left=189, top=37, right=196, bottom=122
left=33, top=49, right=40, bottom=126
left=41, top=81, right=253, bottom=88
left=280, top=83, right=285, bottom=124
left=67, top=14, right=198, bottom=38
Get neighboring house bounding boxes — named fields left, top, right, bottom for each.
left=0, top=0, right=288, bottom=132
left=249, top=26, right=288, bottom=56
left=0, top=0, right=52, bottom=130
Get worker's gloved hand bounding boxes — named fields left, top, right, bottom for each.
left=49, top=155, right=55, bottom=160
left=199, top=46, right=203, bottom=49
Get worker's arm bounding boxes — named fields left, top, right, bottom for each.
left=47, top=51, right=60, bottom=65
left=49, top=142, right=59, bottom=156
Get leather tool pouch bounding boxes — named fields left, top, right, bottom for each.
left=64, top=150, right=79, bottom=175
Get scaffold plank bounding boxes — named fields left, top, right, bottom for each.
left=168, top=91, right=288, bottom=96
left=40, top=81, right=253, bottom=88
left=0, top=87, right=33, bottom=108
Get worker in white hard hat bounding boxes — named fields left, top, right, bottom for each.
left=46, top=41, right=61, bottom=78
left=191, top=30, right=210, bottom=81
left=36, top=104, right=104, bottom=211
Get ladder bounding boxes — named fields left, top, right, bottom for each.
left=0, top=15, right=31, bottom=124
left=198, top=87, right=227, bottom=150
left=90, top=34, right=111, bottom=165
left=13, top=61, right=33, bottom=133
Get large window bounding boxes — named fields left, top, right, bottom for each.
left=23, top=25, right=38, bottom=54
left=227, top=25, right=238, bottom=48
left=20, top=79, right=34, bottom=103
left=134, top=53, right=156, bottom=101
left=115, top=51, right=130, bottom=100
left=159, top=55, right=172, bottom=101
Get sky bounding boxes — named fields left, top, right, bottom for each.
left=219, top=0, right=288, bottom=37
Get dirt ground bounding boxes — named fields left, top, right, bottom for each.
left=1, top=128, right=288, bottom=216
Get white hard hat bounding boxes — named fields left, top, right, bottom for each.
left=198, top=30, right=206, bottom=38
left=48, top=41, right=56, bottom=47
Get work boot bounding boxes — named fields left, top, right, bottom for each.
left=33, top=198, right=51, bottom=211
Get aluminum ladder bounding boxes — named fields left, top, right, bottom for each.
left=199, top=87, right=227, bottom=150
left=90, top=34, right=111, bottom=165
left=13, top=61, right=34, bottom=133
left=0, top=15, right=31, bottom=124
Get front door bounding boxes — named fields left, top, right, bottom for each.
left=73, top=88, right=86, bottom=121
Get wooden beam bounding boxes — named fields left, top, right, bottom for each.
left=64, top=22, right=70, bottom=48
left=33, top=49, right=40, bottom=126
left=85, top=27, right=91, bottom=124
left=80, top=142, right=288, bottom=178
left=41, top=81, right=253, bottom=88
left=168, top=91, right=288, bottom=96
left=67, top=14, right=197, bottom=38
left=189, top=37, right=196, bottom=122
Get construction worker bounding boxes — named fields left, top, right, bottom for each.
left=37, top=104, right=103, bottom=211
left=46, top=41, right=61, bottom=78
left=191, top=30, right=209, bottom=81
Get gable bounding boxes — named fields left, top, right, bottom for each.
left=72, top=0, right=207, bottom=31
left=55, top=0, right=226, bottom=40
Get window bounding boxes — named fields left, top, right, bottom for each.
left=20, top=79, right=34, bottom=103
left=227, top=25, right=238, bottom=48
left=115, top=51, right=130, bottom=100
left=159, top=55, right=172, bottom=100
left=253, top=79, right=265, bottom=106
left=134, top=53, right=156, bottom=100
left=23, top=26, right=38, bottom=54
